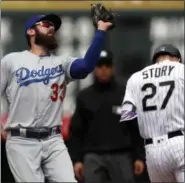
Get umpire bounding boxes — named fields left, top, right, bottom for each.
left=66, top=50, right=146, bottom=183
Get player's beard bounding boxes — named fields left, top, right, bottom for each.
left=34, top=28, right=58, bottom=50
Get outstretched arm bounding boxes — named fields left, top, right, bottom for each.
left=69, top=21, right=112, bottom=79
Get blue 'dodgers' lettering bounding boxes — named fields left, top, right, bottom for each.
left=15, top=64, right=64, bottom=87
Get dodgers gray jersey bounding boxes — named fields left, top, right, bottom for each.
left=1, top=50, right=76, bottom=129
left=121, top=60, right=184, bottom=139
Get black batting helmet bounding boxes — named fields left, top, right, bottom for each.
left=152, top=44, right=182, bottom=63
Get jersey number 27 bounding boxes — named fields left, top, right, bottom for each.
left=141, top=81, right=175, bottom=111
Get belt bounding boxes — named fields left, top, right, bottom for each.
left=145, top=130, right=183, bottom=145
left=9, top=126, right=61, bottom=139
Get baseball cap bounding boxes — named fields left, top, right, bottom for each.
left=96, top=50, right=114, bottom=67
left=24, top=14, right=62, bottom=35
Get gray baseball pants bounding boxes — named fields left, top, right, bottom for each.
left=6, top=134, right=77, bottom=182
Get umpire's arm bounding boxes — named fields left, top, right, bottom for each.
left=66, top=93, right=85, bottom=164
left=126, top=118, right=145, bottom=161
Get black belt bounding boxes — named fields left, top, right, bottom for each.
left=9, top=126, right=61, bottom=139
left=145, top=130, right=183, bottom=145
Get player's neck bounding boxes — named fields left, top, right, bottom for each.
left=157, top=60, right=179, bottom=64
left=157, top=59, right=169, bottom=63
left=30, top=45, right=50, bottom=56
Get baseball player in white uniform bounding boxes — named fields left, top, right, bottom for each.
left=1, top=13, right=112, bottom=182
left=120, top=44, right=184, bottom=182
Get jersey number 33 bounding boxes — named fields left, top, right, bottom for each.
left=50, top=83, right=66, bottom=102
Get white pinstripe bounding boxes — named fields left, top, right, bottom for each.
left=121, top=60, right=184, bottom=182
left=145, top=136, right=184, bottom=182
left=122, top=60, right=184, bottom=138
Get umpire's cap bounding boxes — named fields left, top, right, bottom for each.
left=96, top=50, right=114, bottom=67
left=152, top=44, right=181, bottom=63
left=25, top=14, right=62, bottom=35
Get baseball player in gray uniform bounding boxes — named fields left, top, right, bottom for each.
left=1, top=13, right=112, bottom=182
left=120, top=44, right=184, bottom=182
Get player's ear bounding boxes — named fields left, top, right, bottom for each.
left=27, top=28, right=35, bottom=36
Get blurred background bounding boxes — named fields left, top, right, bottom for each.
left=1, top=0, right=184, bottom=115
left=1, top=1, right=184, bottom=182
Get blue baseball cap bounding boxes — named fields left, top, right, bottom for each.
left=25, top=14, right=62, bottom=35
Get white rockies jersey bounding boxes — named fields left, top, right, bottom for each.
left=1, top=50, right=76, bottom=129
left=121, top=60, right=184, bottom=139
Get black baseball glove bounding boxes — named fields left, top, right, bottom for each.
left=91, top=3, right=117, bottom=30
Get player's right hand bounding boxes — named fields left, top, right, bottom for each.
left=0, top=113, right=8, bottom=142
left=74, top=162, right=84, bottom=181
left=1, top=130, right=7, bottom=142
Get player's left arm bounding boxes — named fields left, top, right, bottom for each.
left=64, top=30, right=106, bottom=80
left=120, top=75, right=137, bottom=122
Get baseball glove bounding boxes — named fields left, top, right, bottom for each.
left=91, top=3, right=117, bottom=30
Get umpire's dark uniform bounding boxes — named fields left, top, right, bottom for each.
left=67, top=51, right=145, bottom=183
